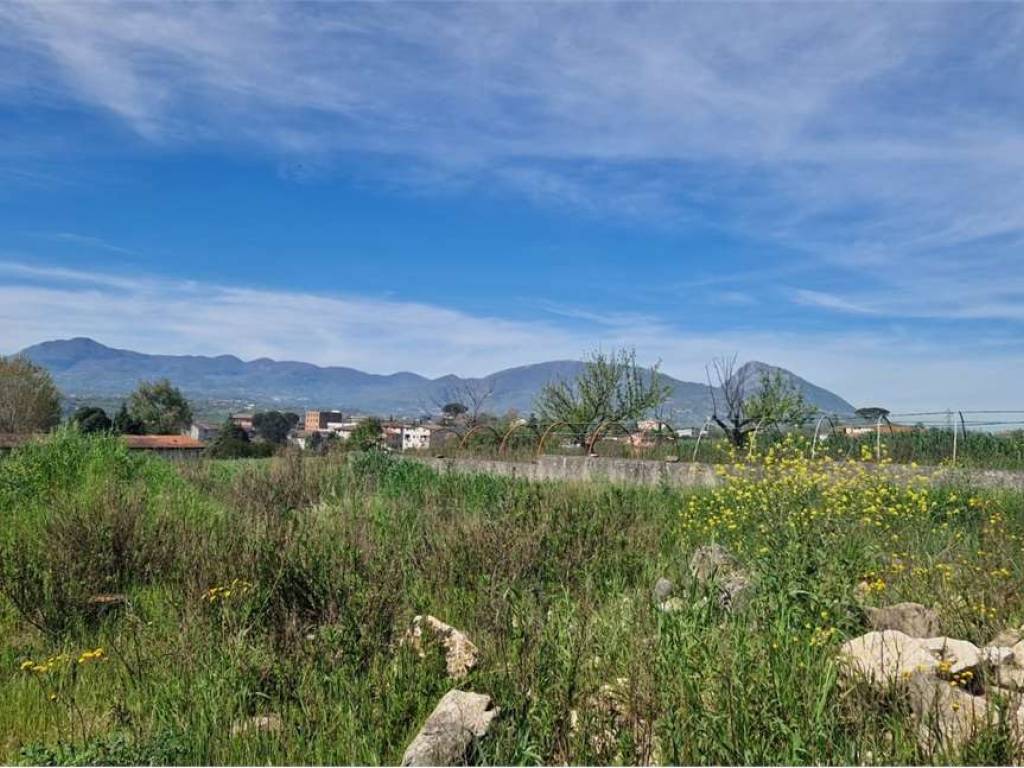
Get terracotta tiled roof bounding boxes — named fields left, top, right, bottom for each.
left=121, top=435, right=205, bottom=450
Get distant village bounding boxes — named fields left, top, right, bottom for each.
left=190, top=410, right=442, bottom=452
left=183, top=411, right=702, bottom=454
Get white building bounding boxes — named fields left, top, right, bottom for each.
left=400, top=425, right=431, bottom=451
left=382, top=423, right=432, bottom=451
left=326, top=420, right=359, bottom=440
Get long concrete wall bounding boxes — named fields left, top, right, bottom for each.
left=407, top=455, right=1024, bottom=491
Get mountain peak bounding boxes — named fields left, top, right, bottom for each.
left=18, top=338, right=855, bottom=418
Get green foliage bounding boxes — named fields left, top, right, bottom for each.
left=744, top=369, right=817, bottom=431
left=304, top=430, right=340, bottom=455
left=855, top=407, right=891, bottom=422
left=17, top=729, right=189, bottom=766
left=441, top=402, right=468, bottom=418
left=349, top=417, right=384, bottom=451
left=70, top=407, right=111, bottom=434
left=823, top=427, right=1024, bottom=469
left=252, top=411, right=298, bottom=445
left=127, top=379, right=193, bottom=435
left=206, top=420, right=274, bottom=459
left=111, top=403, right=143, bottom=435
left=0, top=355, right=62, bottom=434
left=535, top=348, right=670, bottom=446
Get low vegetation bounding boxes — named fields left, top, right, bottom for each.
left=1, top=431, right=1023, bottom=764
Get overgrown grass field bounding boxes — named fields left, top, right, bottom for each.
left=1, top=431, right=1023, bottom=764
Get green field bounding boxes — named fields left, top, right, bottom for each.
left=1, top=431, right=1023, bottom=764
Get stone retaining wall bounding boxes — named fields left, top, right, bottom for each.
left=406, top=455, right=1024, bottom=491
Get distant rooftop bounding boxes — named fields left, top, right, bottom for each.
left=122, top=435, right=205, bottom=450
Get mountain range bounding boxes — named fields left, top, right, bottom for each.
left=19, top=338, right=856, bottom=422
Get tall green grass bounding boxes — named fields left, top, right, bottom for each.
left=1, top=431, right=1022, bottom=764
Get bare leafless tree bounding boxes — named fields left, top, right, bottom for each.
left=432, top=379, right=495, bottom=427
left=706, top=355, right=815, bottom=447
left=706, top=354, right=755, bottom=448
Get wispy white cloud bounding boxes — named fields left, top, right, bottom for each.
left=2, top=260, right=1022, bottom=411
left=2, top=2, right=1022, bottom=323
left=1, top=3, right=1023, bottom=406
left=793, top=289, right=877, bottom=316
left=35, top=231, right=138, bottom=257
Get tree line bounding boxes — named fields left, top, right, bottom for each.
left=0, top=356, right=301, bottom=457
left=2, top=347, right=821, bottom=455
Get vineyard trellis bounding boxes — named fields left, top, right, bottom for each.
left=432, top=409, right=1024, bottom=469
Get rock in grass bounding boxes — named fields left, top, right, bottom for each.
left=838, top=630, right=939, bottom=683
left=907, top=671, right=989, bottom=754
left=979, top=645, right=1015, bottom=666
left=719, top=572, right=755, bottom=612
left=865, top=602, right=940, bottom=638
left=230, top=713, right=283, bottom=737
left=401, top=689, right=498, bottom=766
left=688, top=544, right=755, bottom=612
left=920, top=636, right=982, bottom=676
left=86, top=593, right=130, bottom=615
left=689, top=544, right=740, bottom=583
left=994, top=665, right=1024, bottom=692
left=991, top=641, right=1024, bottom=692
left=652, top=577, right=673, bottom=604
left=990, top=627, right=1024, bottom=648
left=404, top=615, right=480, bottom=679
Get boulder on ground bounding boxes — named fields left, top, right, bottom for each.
left=907, top=671, right=989, bottom=753
left=404, top=615, right=479, bottom=679
left=991, top=640, right=1024, bottom=692
left=230, top=713, right=283, bottom=737
left=401, top=689, right=498, bottom=766
left=921, top=637, right=981, bottom=677
left=839, top=631, right=1024, bottom=757
left=994, top=666, right=1024, bottom=692
left=652, top=577, right=673, bottom=604
left=688, top=544, right=755, bottom=612
left=689, top=544, right=740, bottom=583
left=865, top=602, right=940, bottom=638
left=719, top=572, right=755, bottom=612
left=980, top=646, right=1015, bottom=666
left=838, top=630, right=938, bottom=683
left=990, top=627, right=1023, bottom=648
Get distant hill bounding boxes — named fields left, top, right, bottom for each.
left=19, top=338, right=856, bottom=421
left=736, top=360, right=857, bottom=418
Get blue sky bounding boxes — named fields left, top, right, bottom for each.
left=1, top=2, right=1023, bottom=409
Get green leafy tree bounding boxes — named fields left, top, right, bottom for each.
left=305, top=430, right=339, bottom=455
left=205, top=420, right=273, bottom=458
left=441, top=402, right=468, bottom=422
left=708, top=357, right=816, bottom=448
left=535, top=348, right=670, bottom=448
left=127, top=379, right=193, bottom=434
left=0, top=355, right=62, bottom=434
left=349, top=417, right=383, bottom=451
left=745, top=370, right=817, bottom=432
left=855, top=407, right=891, bottom=423
left=112, top=402, right=144, bottom=435
left=252, top=410, right=297, bottom=444
left=71, top=406, right=112, bottom=434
